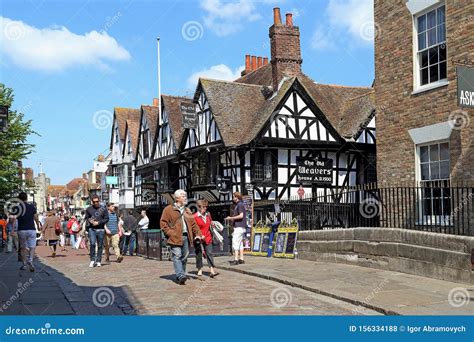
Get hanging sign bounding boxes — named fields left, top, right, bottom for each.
left=180, top=103, right=198, bottom=129
left=141, top=182, right=157, bottom=202
left=296, top=157, right=333, bottom=185
left=457, top=66, right=474, bottom=108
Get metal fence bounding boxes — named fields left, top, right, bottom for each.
left=253, top=182, right=474, bottom=236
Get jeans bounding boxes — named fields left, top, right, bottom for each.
left=70, top=233, right=76, bottom=248
left=122, top=232, right=136, bottom=255
left=89, top=228, right=105, bottom=262
left=170, top=235, right=189, bottom=280
left=195, top=240, right=215, bottom=269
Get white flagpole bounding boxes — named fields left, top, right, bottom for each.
left=157, top=37, right=162, bottom=126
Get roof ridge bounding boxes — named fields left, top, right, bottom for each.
left=161, top=94, right=193, bottom=100
left=200, top=77, right=264, bottom=87
left=346, top=89, right=375, bottom=102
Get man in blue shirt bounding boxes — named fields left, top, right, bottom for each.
left=104, top=203, right=123, bottom=263
left=16, top=192, right=41, bottom=272
left=225, top=192, right=247, bottom=265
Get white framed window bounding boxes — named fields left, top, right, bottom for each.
left=416, top=141, right=451, bottom=225
left=413, top=4, right=447, bottom=91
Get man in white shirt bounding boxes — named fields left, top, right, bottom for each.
left=138, top=210, right=149, bottom=230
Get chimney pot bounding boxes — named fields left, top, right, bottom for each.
left=153, top=98, right=159, bottom=106
left=251, top=56, right=257, bottom=71
left=263, top=57, right=269, bottom=65
left=273, top=7, right=282, bottom=25
left=245, top=54, right=251, bottom=72
left=286, top=13, right=293, bottom=27
left=257, top=56, right=263, bottom=68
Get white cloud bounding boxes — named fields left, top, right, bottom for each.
left=311, top=0, right=375, bottom=50
left=200, top=0, right=280, bottom=37
left=187, top=64, right=244, bottom=89
left=0, top=16, right=131, bottom=72
left=311, top=26, right=336, bottom=50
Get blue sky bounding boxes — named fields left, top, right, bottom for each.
left=0, top=0, right=375, bottom=184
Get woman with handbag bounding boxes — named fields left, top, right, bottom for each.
left=67, top=215, right=81, bottom=249
left=42, top=211, right=61, bottom=257
left=193, top=200, right=219, bottom=278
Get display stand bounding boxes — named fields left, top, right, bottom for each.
left=272, top=219, right=299, bottom=259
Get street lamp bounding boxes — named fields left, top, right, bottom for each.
left=0, top=105, right=9, bottom=132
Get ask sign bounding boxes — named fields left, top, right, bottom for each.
left=457, top=66, right=474, bottom=108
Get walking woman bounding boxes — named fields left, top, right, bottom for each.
left=42, top=211, right=61, bottom=257
left=193, top=200, right=219, bottom=278
left=6, top=215, right=19, bottom=253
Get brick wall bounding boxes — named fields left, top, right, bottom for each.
left=374, top=0, right=474, bottom=184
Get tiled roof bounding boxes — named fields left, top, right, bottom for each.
left=234, top=63, right=273, bottom=87
left=340, top=91, right=376, bottom=139
left=125, top=119, right=140, bottom=156
left=298, top=76, right=374, bottom=139
left=111, top=108, right=140, bottom=149
left=194, top=75, right=375, bottom=146
left=197, top=78, right=268, bottom=147
left=66, top=178, right=87, bottom=191
left=161, top=95, right=193, bottom=147
left=141, top=105, right=159, bottom=145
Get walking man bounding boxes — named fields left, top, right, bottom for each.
left=122, top=210, right=137, bottom=256
left=85, top=195, right=109, bottom=268
left=104, top=203, right=123, bottom=263
left=160, top=189, right=202, bottom=285
left=16, top=192, right=41, bottom=272
left=225, top=192, right=247, bottom=265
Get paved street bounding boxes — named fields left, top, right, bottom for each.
left=0, top=245, right=379, bottom=315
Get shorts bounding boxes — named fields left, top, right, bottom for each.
left=18, top=230, right=37, bottom=249
left=232, top=227, right=246, bottom=251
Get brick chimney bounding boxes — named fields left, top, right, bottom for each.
left=240, top=54, right=269, bottom=76
left=153, top=98, right=159, bottom=106
left=269, top=8, right=302, bottom=91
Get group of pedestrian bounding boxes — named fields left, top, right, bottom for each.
left=85, top=195, right=144, bottom=268
left=7, top=189, right=247, bottom=284
left=160, top=189, right=246, bottom=285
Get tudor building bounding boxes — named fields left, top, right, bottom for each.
left=133, top=8, right=377, bottom=222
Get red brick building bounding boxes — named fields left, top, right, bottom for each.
left=374, top=0, right=473, bottom=229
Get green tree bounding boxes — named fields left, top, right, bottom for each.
left=0, top=83, right=38, bottom=200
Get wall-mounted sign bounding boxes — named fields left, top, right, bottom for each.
left=296, top=157, right=333, bottom=185
left=141, top=182, right=157, bottom=202
left=180, top=102, right=197, bottom=129
left=105, top=176, right=118, bottom=185
left=0, top=105, right=8, bottom=132
left=457, top=66, right=474, bottom=108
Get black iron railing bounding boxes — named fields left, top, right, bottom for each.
left=253, top=182, right=473, bottom=236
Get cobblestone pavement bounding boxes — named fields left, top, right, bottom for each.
left=0, top=245, right=378, bottom=315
